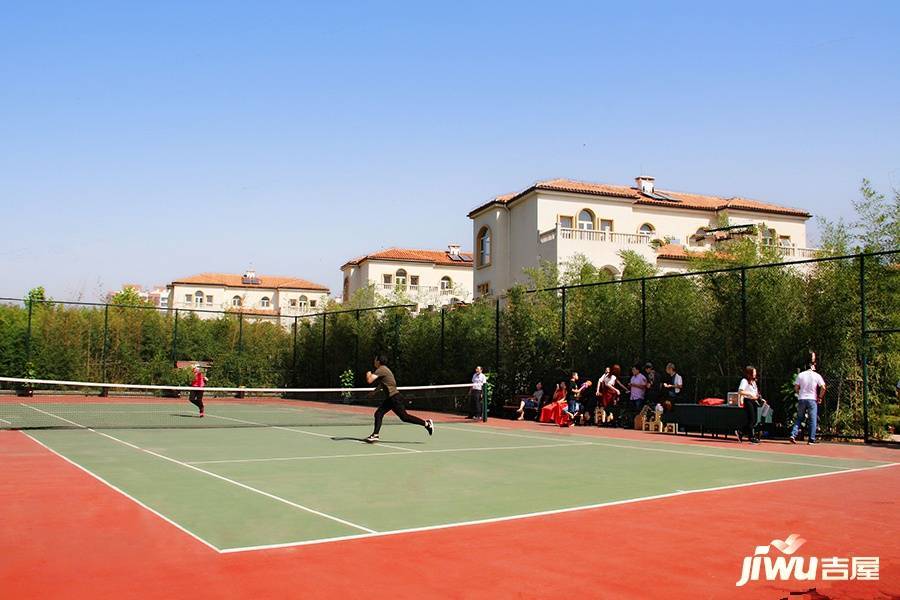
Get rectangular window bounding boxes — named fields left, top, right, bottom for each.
left=410, top=275, right=419, bottom=287
left=383, top=274, right=392, bottom=284
left=289, top=299, right=297, bottom=307
left=310, top=300, right=317, bottom=308
left=184, top=294, right=191, bottom=303
left=600, top=219, right=613, bottom=232
left=559, top=216, right=573, bottom=229
left=477, top=282, right=491, bottom=297
left=206, top=295, right=213, bottom=304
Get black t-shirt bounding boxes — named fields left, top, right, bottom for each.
left=373, top=365, right=398, bottom=400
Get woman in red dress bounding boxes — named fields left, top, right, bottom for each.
left=539, top=382, right=568, bottom=424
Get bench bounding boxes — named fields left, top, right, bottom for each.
left=503, top=395, right=538, bottom=420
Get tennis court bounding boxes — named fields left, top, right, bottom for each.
left=6, top=390, right=893, bottom=552
left=2, top=382, right=899, bottom=598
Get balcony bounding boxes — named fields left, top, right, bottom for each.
left=377, top=284, right=454, bottom=296
left=539, top=226, right=653, bottom=246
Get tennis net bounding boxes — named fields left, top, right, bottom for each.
left=0, top=377, right=474, bottom=430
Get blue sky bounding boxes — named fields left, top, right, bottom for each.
left=2, top=1, right=898, bottom=299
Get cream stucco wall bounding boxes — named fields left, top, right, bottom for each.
left=168, top=283, right=329, bottom=321
left=342, top=259, right=473, bottom=307
left=471, top=189, right=815, bottom=298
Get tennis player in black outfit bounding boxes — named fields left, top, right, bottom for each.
left=364, top=354, right=434, bottom=443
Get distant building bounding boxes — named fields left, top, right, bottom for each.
left=468, top=175, right=818, bottom=298
left=166, top=269, right=330, bottom=323
left=107, top=284, right=169, bottom=308
left=340, top=245, right=474, bottom=308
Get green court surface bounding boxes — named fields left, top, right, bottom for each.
left=23, top=407, right=889, bottom=553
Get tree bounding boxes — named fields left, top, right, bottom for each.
left=25, top=286, right=48, bottom=305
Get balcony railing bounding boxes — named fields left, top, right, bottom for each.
left=540, top=226, right=653, bottom=246
left=762, top=243, right=820, bottom=259
left=377, top=284, right=454, bottom=296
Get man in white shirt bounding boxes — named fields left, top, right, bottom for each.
left=470, top=366, right=487, bottom=421
left=790, top=358, right=826, bottom=445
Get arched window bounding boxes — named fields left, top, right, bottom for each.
left=194, top=291, right=204, bottom=306
left=477, top=227, right=491, bottom=267
left=395, top=269, right=407, bottom=290
left=639, top=223, right=655, bottom=235
left=232, top=296, right=242, bottom=307
left=578, top=209, right=595, bottom=230
left=260, top=296, right=270, bottom=308
left=298, top=295, right=309, bottom=310
left=440, top=276, right=452, bottom=294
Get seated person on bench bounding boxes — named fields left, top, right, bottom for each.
left=516, top=382, right=544, bottom=420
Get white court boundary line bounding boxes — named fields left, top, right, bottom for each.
left=21, top=404, right=375, bottom=536
left=19, top=430, right=222, bottom=553
left=15, top=406, right=899, bottom=555
left=443, top=424, right=885, bottom=470
left=219, top=461, right=900, bottom=553
left=203, top=412, right=421, bottom=454
left=188, top=441, right=593, bottom=465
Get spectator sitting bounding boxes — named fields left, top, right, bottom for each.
left=539, top=382, right=568, bottom=424
left=517, top=382, right=544, bottom=420
left=661, top=362, right=683, bottom=408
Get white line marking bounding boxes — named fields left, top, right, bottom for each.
left=0, top=417, right=12, bottom=425
left=189, top=442, right=592, bottom=465
left=18, top=431, right=222, bottom=553
left=444, top=425, right=871, bottom=470
left=218, top=461, right=900, bottom=553
left=204, top=412, right=421, bottom=454
left=21, top=404, right=376, bottom=536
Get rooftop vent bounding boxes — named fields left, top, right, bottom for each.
left=242, top=269, right=261, bottom=285
left=635, top=175, right=655, bottom=195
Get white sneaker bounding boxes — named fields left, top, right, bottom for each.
left=364, top=434, right=379, bottom=444
left=425, top=419, right=434, bottom=436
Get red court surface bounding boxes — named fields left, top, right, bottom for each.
left=2, top=425, right=897, bottom=600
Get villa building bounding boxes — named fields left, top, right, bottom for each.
left=166, top=270, right=330, bottom=323
left=468, top=175, right=816, bottom=297
left=340, top=246, right=474, bottom=308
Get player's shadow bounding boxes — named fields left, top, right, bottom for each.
left=331, top=436, right=424, bottom=445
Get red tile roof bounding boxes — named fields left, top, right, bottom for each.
left=654, top=244, right=692, bottom=261
left=468, top=177, right=811, bottom=219
left=170, top=273, right=329, bottom=292
left=342, top=248, right=474, bottom=269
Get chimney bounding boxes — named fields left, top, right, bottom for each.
left=635, top=175, right=655, bottom=195
left=448, top=244, right=461, bottom=257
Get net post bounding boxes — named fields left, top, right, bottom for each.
left=859, top=253, right=870, bottom=443
left=483, top=379, right=490, bottom=422
left=740, top=268, right=748, bottom=367
left=99, top=303, right=109, bottom=396
left=440, top=306, right=445, bottom=374
left=494, top=297, right=500, bottom=418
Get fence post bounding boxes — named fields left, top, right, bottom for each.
left=640, top=278, right=647, bottom=364
left=859, top=254, right=870, bottom=443
left=561, top=287, right=567, bottom=365
left=354, top=310, right=360, bottom=385
left=100, top=304, right=109, bottom=396
left=171, top=309, right=179, bottom=367
left=238, top=312, right=244, bottom=390
left=24, top=298, right=33, bottom=375
left=292, top=316, right=298, bottom=384
left=740, top=268, right=748, bottom=367
left=440, top=307, right=445, bottom=374
left=494, top=297, right=500, bottom=384
left=321, top=313, right=328, bottom=387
